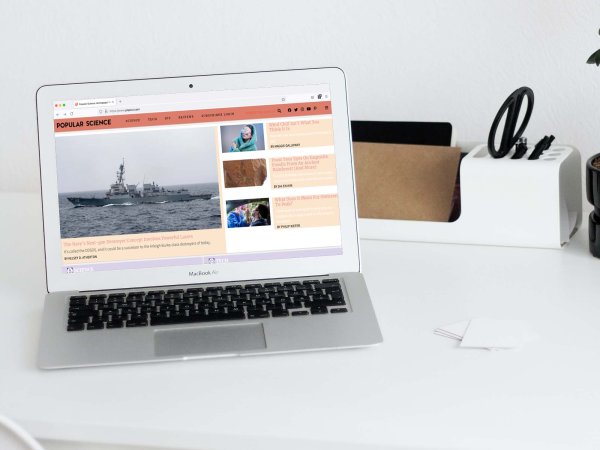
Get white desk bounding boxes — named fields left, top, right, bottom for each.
left=1, top=193, right=600, bottom=450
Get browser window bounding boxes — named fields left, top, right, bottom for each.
left=52, top=85, right=341, bottom=274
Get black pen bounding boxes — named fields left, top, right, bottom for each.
left=528, top=135, right=555, bottom=160
left=512, top=137, right=528, bottom=159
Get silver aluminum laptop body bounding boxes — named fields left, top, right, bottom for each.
left=36, top=68, right=382, bottom=369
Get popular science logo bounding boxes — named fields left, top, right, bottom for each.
left=55, top=119, right=112, bottom=130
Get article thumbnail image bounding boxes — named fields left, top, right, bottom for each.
left=223, top=159, right=267, bottom=188
left=221, top=123, right=265, bottom=153
left=226, top=198, right=270, bottom=228
left=56, top=127, right=221, bottom=239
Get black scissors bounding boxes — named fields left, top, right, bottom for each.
left=487, top=87, right=534, bottom=158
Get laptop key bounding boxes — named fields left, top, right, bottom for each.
left=305, top=301, right=325, bottom=308
left=186, top=287, right=204, bottom=293
left=174, top=298, right=191, bottom=306
left=88, top=298, right=107, bottom=306
left=162, top=315, right=186, bottom=325
left=312, top=284, right=330, bottom=291
left=206, top=286, right=223, bottom=292
left=330, top=308, right=348, bottom=313
left=310, top=306, right=328, bottom=315
left=87, top=321, right=105, bottom=330
left=286, top=302, right=304, bottom=309
left=167, top=289, right=184, bottom=294
left=126, top=319, right=148, bottom=327
left=69, top=295, right=87, bottom=305
left=329, top=294, right=345, bottom=303
left=272, top=310, right=290, bottom=317
left=247, top=310, right=269, bottom=319
left=291, top=311, right=309, bottom=316
left=214, top=300, right=230, bottom=308
left=67, top=323, right=85, bottom=331
left=68, top=304, right=90, bottom=313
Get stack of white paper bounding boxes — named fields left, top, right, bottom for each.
left=434, top=318, right=538, bottom=350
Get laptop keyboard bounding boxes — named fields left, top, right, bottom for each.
left=67, top=278, right=347, bottom=331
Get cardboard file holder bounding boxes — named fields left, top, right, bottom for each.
left=358, top=144, right=582, bottom=249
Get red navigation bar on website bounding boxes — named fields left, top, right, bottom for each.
left=54, top=101, right=332, bottom=133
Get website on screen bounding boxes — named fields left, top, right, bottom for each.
left=52, top=85, right=342, bottom=273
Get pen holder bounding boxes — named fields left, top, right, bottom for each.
left=358, top=144, right=582, bottom=248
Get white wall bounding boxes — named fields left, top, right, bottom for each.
left=2, top=0, right=600, bottom=193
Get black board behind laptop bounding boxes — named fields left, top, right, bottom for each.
left=351, top=121, right=452, bottom=146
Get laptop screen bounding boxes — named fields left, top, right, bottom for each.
left=51, top=84, right=342, bottom=276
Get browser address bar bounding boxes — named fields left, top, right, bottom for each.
left=93, top=94, right=325, bottom=116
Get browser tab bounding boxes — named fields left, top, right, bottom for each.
left=73, top=98, right=117, bottom=108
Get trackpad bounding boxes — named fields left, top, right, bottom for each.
left=154, top=323, right=266, bottom=357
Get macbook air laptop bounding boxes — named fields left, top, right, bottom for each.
left=36, top=67, right=382, bottom=369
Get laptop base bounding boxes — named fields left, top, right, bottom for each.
left=37, top=272, right=382, bottom=369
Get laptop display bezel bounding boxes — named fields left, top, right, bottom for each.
left=37, top=68, right=360, bottom=293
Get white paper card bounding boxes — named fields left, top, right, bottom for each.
left=459, top=318, right=536, bottom=349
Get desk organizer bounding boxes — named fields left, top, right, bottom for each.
left=358, top=144, right=582, bottom=249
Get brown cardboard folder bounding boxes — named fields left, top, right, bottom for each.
left=353, top=143, right=462, bottom=222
